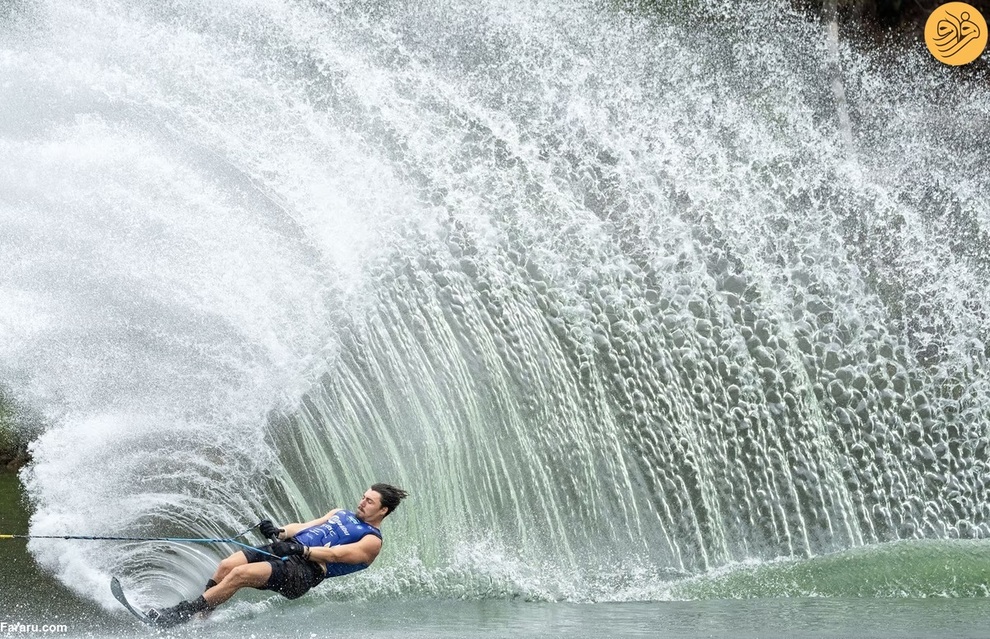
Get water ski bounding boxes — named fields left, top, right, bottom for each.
left=110, top=577, right=153, bottom=626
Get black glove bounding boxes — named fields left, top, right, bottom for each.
left=259, top=519, right=283, bottom=541
left=271, top=541, right=306, bottom=558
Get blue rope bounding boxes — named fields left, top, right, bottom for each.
left=2, top=522, right=285, bottom=559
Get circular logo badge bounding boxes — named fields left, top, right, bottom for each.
left=925, top=2, right=988, bottom=66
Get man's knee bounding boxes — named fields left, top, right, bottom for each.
left=217, top=551, right=247, bottom=574
left=226, top=563, right=271, bottom=589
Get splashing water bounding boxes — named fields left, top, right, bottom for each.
left=1, top=0, right=988, bottom=605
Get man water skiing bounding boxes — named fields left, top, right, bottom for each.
left=146, top=483, right=408, bottom=627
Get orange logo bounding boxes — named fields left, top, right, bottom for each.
left=925, top=2, right=988, bottom=66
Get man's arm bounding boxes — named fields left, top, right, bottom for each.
left=275, top=509, right=341, bottom=540
left=306, top=534, right=382, bottom=566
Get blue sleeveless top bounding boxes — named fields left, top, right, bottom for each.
left=293, top=510, right=382, bottom=578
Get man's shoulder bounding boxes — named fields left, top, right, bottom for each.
left=359, top=532, right=383, bottom=548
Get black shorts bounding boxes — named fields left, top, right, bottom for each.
left=242, top=543, right=325, bottom=600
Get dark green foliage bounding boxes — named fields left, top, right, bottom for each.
left=0, top=391, right=30, bottom=470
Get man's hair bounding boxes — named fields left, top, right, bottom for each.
left=371, top=483, right=409, bottom=517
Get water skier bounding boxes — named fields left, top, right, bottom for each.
left=145, top=483, right=408, bottom=627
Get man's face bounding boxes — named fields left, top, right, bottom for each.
left=356, top=489, right=386, bottom=521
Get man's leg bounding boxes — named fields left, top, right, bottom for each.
left=203, top=562, right=273, bottom=607
left=147, top=562, right=272, bottom=627
left=198, top=549, right=265, bottom=620
left=209, top=550, right=249, bottom=586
